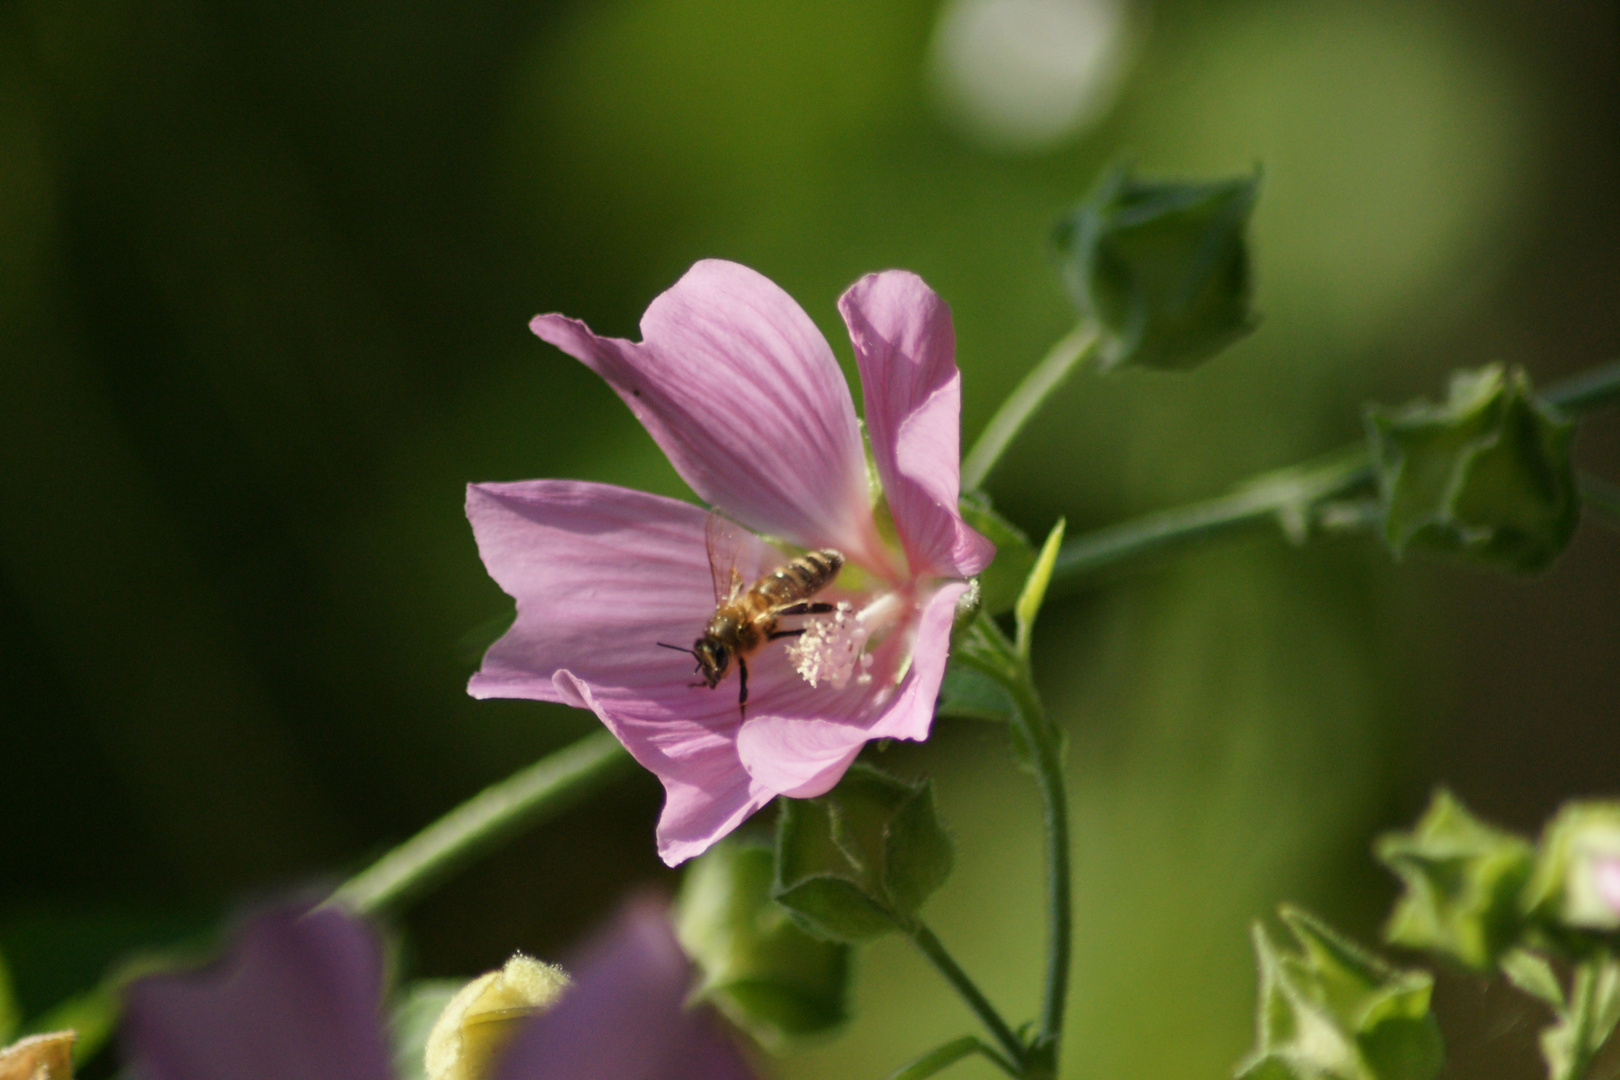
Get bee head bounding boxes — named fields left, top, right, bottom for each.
left=692, top=639, right=728, bottom=688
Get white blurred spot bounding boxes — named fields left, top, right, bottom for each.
left=929, top=0, right=1132, bottom=153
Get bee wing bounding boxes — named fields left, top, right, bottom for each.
left=705, top=510, right=751, bottom=603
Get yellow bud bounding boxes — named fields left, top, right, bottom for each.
left=424, top=955, right=569, bottom=1080
left=0, top=1030, right=75, bottom=1080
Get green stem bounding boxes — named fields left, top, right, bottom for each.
left=882, top=1036, right=1021, bottom=1080
left=1042, top=359, right=1620, bottom=595
left=1579, top=472, right=1620, bottom=532
left=962, top=323, right=1099, bottom=491
left=905, top=919, right=1029, bottom=1072
left=329, top=729, right=634, bottom=915
left=1048, top=445, right=1372, bottom=596
left=1542, top=359, right=1620, bottom=417
left=953, top=616, right=1070, bottom=1074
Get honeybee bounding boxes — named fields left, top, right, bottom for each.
left=659, top=514, right=845, bottom=716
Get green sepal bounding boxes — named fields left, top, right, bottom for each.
left=1523, top=802, right=1620, bottom=946
left=1365, top=364, right=1579, bottom=574
left=1374, top=789, right=1534, bottom=971
left=674, top=841, right=850, bottom=1045
left=935, top=662, right=1016, bottom=724
left=773, top=766, right=954, bottom=943
left=957, top=494, right=1034, bottom=616
left=1053, top=164, right=1260, bottom=372
left=1236, top=906, right=1442, bottom=1080
left=1540, top=956, right=1620, bottom=1080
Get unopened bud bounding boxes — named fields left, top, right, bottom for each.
left=1524, top=803, right=1620, bottom=937
left=0, top=1030, right=75, bottom=1080
left=424, top=955, right=569, bottom=1080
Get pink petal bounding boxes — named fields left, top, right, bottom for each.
left=839, top=272, right=994, bottom=579
left=735, top=582, right=967, bottom=796
left=553, top=672, right=773, bottom=867
left=467, top=480, right=781, bottom=865
left=495, top=898, right=758, bottom=1080
left=122, top=904, right=393, bottom=1080
left=530, top=260, right=877, bottom=560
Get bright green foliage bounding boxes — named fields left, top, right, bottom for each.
left=1052, top=165, right=1260, bottom=372
left=1236, top=907, right=1442, bottom=1080
left=1014, top=519, right=1065, bottom=660
left=1539, top=956, right=1620, bottom=1080
left=1375, top=789, right=1534, bottom=970
left=1365, top=364, right=1579, bottom=573
left=674, top=841, right=850, bottom=1045
left=773, top=766, right=954, bottom=943
left=1523, top=802, right=1620, bottom=938
left=957, top=495, right=1034, bottom=616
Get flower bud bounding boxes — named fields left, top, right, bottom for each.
left=1053, top=164, right=1260, bottom=372
left=0, top=1030, right=75, bottom=1080
left=1365, top=364, right=1578, bottom=574
left=674, top=841, right=850, bottom=1046
left=773, top=765, right=954, bottom=943
left=1523, top=803, right=1620, bottom=939
left=1236, top=907, right=1441, bottom=1080
left=424, top=955, right=569, bottom=1080
left=1375, top=789, right=1534, bottom=971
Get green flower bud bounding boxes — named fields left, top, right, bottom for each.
left=674, top=841, right=851, bottom=1046
left=1053, top=164, right=1260, bottom=372
left=424, top=955, right=569, bottom=1080
left=1237, top=907, right=1442, bottom=1080
left=1374, top=789, right=1534, bottom=971
left=1365, top=364, right=1578, bottom=573
left=1523, top=802, right=1620, bottom=940
left=773, top=765, right=954, bottom=943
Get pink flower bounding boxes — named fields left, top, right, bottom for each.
left=467, top=261, right=993, bottom=865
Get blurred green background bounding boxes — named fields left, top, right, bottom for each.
left=2, top=0, right=1616, bottom=1075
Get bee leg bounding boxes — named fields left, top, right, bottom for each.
left=737, top=656, right=749, bottom=718
left=774, top=601, right=837, bottom=617
left=767, top=628, right=805, bottom=641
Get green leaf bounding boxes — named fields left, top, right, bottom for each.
left=1541, top=956, right=1620, bottom=1080
left=1502, top=949, right=1565, bottom=1011
left=881, top=1035, right=984, bottom=1080
left=1523, top=801, right=1620, bottom=945
left=674, top=841, right=850, bottom=1045
left=391, top=980, right=461, bottom=1080
left=882, top=782, right=955, bottom=917
left=1014, top=518, right=1065, bottom=658
left=1374, top=789, right=1534, bottom=970
left=935, top=662, right=1016, bottom=723
left=1236, top=908, right=1443, bottom=1080
left=772, top=766, right=955, bottom=942
left=1054, top=164, right=1260, bottom=372
left=956, top=495, right=1034, bottom=615
left=1365, top=364, right=1579, bottom=574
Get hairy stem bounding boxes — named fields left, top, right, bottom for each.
left=962, top=323, right=1099, bottom=491
left=905, top=919, right=1029, bottom=1072
left=1044, top=359, right=1620, bottom=595
left=329, top=729, right=634, bottom=915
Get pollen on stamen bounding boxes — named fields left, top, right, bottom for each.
left=786, top=601, right=873, bottom=690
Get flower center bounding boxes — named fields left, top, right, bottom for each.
left=785, top=601, right=873, bottom=690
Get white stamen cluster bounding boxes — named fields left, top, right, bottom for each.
left=786, top=601, right=873, bottom=690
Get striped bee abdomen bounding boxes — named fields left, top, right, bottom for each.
left=756, top=549, right=844, bottom=606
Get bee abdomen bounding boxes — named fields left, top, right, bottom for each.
left=757, top=549, right=844, bottom=603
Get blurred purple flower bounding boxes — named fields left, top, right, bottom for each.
left=122, top=899, right=756, bottom=1080
left=467, top=261, right=993, bottom=865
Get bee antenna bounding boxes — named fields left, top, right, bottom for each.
left=656, top=641, right=697, bottom=658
